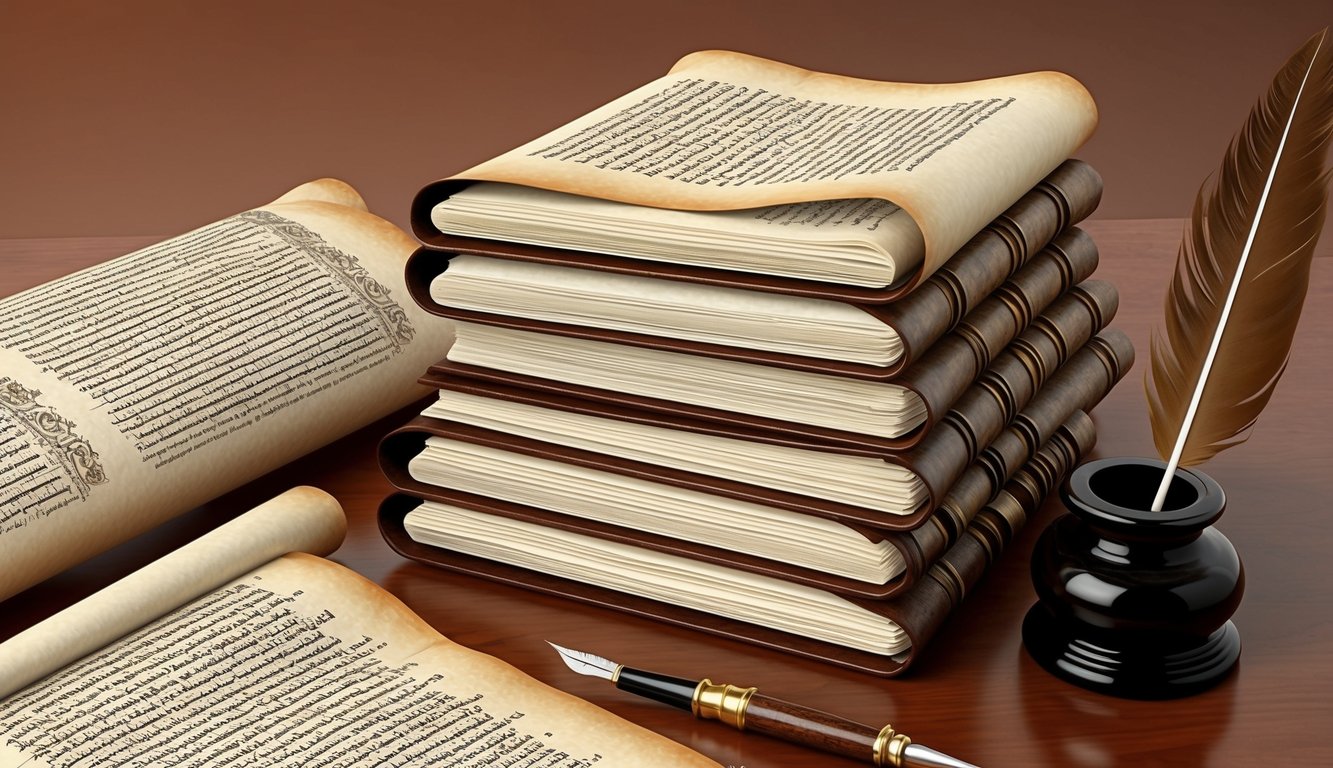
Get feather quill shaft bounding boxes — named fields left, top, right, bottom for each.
left=1148, top=30, right=1333, bottom=511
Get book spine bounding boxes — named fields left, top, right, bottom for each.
left=424, top=273, right=1118, bottom=458
left=994, top=161, right=1103, bottom=272
left=886, top=411, right=1096, bottom=661
left=908, top=329, right=1132, bottom=510
left=895, top=295, right=1120, bottom=575
left=900, top=244, right=1106, bottom=426
left=896, top=402, right=1097, bottom=585
left=883, top=159, right=1103, bottom=359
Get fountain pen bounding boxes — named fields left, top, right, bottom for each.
left=548, top=643, right=979, bottom=768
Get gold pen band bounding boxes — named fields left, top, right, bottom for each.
left=873, top=724, right=912, bottom=768
left=691, top=678, right=914, bottom=767
left=691, top=678, right=758, bottom=730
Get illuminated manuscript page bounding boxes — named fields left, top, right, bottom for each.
left=0, top=179, right=452, bottom=599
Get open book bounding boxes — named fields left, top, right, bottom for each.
left=0, top=180, right=452, bottom=601
left=417, top=50, right=1097, bottom=291
left=0, top=488, right=716, bottom=768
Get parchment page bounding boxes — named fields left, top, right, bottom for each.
left=0, top=553, right=718, bottom=768
left=0, top=486, right=345, bottom=699
left=433, top=254, right=899, bottom=362
left=453, top=50, right=1097, bottom=279
left=0, top=179, right=452, bottom=600
left=404, top=505, right=907, bottom=656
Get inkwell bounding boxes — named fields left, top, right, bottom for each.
left=1023, top=30, right=1333, bottom=699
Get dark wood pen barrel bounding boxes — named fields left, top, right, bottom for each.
left=741, top=693, right=882, bottom=763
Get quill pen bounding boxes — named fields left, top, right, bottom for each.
left=1148, top=29, right=1333, bottom=511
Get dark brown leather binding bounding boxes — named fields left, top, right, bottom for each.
left=378, top=410, right=1095, bottom=600
left=377, top=409, right=1091, bottom=676
left=409, top=160, right=1102, bottom=305
left=426, top=282, right=1125, bottom=458
left=427, top=279, right=1117, bottom=451
left=434, top=276, right=1113, bottom=453
left=407, top=227, right=1097, bottom=383
left=406, top=329, right=1132, bottom=530
left=896, top=275, right=1114, bottom=432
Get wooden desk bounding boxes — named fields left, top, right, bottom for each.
left=2, top=221, right=1330, bottom=766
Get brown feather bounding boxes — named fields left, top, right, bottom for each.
left=1148, top=29, right=1333, bottom=467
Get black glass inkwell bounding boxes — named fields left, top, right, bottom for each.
left=1023, top=457, right=1243, bottom=699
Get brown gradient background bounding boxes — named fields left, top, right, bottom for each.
left=1, top=0, right=1330, bottom=239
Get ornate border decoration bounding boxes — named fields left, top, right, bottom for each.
left=240, top=210, right=416, bottom=349
left=0, top=377, right=107, bottom=497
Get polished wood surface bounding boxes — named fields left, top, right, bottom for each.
left=2, top=220, right=1331, bottom=766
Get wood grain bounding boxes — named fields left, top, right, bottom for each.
left=742, top=693, right=879, bottom=762
left=1, top=220, right=1331, bottom=766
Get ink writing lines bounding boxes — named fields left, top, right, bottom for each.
left=0, top=424, right=77, bottom=530
left=0, top=581, right=603, bottom=767
left=530, top=78, right=1016, bottom=186
left=0, top=215, right=406, bottom=468
left=244, top=210, right=416, bottom=349
left=752, top=198, right=901, bottom=231
left=0, top=379, right=102, bottom=530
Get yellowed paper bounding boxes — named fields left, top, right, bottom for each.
left=433, top=254, right=900, bottom=363
left=0, top=180, right=453, bottom=600
left=0, top=486, right=345, bottom=699
left=408, top=432, right=905, bottom=581
left=447, top=322, right=926, bottom=437
left=433, top=183, right=923, bottom=285
left=405, top=504, right=907, bottom=656
left=452, top=50, right=1097, bottom=279
left=421, top=390, right=925, bottom=516
left=0, top=552, right=717, bottom=767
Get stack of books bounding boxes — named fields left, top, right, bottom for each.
left=378, top=51, right=1133, bottom=675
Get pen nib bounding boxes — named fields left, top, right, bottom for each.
left=547, top=642, right=620, bottom=681
left=904, top=742, right=981, bottom=768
